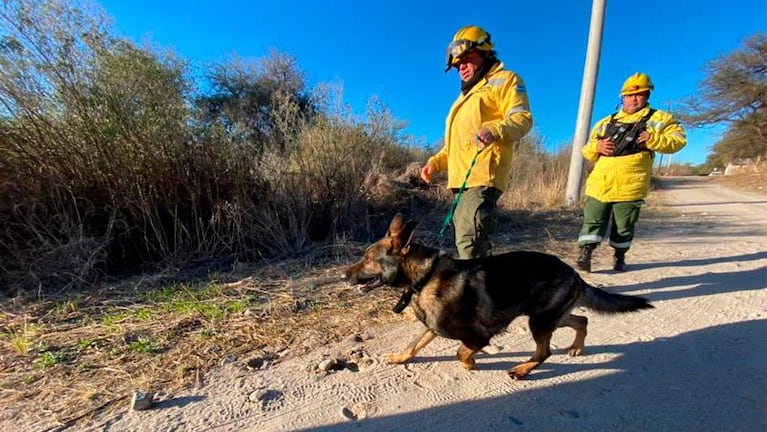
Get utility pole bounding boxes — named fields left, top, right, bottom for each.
left=666, top=154, right=673, bottom=175
left=565, top=0, right=607, bottom=207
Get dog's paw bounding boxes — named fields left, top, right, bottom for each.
left=567, top=346, right=584, bottom=356
left=384, top=354, right=410, bottom=365
left=508, top=370, right=527, bottom=380
left=508, top=363, right=534, bottom=379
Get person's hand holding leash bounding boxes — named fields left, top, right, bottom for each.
left=475, top=127, right=496, bottom=150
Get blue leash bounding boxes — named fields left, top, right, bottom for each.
left=438, top=148, right=484, bottom=239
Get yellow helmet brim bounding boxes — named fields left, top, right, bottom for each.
left=621, top=86, right=652, bottom=96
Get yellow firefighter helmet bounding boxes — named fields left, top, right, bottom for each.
left=621, top=73, right=654, bottom=96
left=445, top=25, right=494, bottom=71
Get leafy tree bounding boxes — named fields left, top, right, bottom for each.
left=194, top=51, right=316, bottom=153
left=679, top=33, right=767, bottom=163
left=0, top=0, right=190, bottom=197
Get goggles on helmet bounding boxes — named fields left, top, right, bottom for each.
left=447, top=38, right=482, bottom=61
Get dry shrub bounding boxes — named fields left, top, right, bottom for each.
left=0, top=0, right=426, bottom=292
left=501, top=134, right=573, bottom=210
left=0, top=199, right=108, bottom=294
left=0, top=0, right=571, bottom=296
left=240, top=92, right=432, bottom=251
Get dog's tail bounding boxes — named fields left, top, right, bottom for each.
left=580, top=282, right=653, bottom=313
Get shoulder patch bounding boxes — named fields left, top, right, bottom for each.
left=515, top=85, right=527, bottom=94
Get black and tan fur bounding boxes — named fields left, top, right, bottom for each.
left=345, top=213, right=653, bottom=379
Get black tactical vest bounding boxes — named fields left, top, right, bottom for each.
left=602, top=108, right=656, bottom=157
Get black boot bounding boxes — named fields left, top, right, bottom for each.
left=613, top=249, right=628, bottom=272
left=576, top=244, right=596, bottom=272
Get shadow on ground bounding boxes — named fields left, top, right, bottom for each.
left=211, top=320, right=766, bottom=432
left=610, top=263, right=767, bottom=303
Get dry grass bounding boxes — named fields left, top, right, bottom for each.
left=0, top=244, right=405, bottom=428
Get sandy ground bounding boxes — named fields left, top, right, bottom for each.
left=30, top=177, right=767, bottom=431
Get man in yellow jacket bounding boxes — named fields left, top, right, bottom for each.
left=420, top=25, right=533, bottom=259
left=576, top=73, right=686, bottom=272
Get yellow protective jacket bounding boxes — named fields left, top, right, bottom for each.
left=427, top=62, right=533, bottom=191
left=583, top=106, right=686, bottom=202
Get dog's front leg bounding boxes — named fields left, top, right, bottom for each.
left=385, top=328, right=436, bottom=365
left=456, top=343, right=480, bottom=370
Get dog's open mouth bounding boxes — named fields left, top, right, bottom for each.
left=356, top=277, right=384, bottom=293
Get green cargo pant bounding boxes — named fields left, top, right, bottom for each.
left=577, top=196, right=643, bottom=250
left=452, top=186, right=502, bottom=259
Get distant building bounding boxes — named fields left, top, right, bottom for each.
left=724, top=158, right=755, bottom=176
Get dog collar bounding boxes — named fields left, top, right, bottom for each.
left=391, top=253, right=440, bottom=314
left=392, top=287, right=415, bottom=313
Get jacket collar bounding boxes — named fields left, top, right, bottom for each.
left=617, top=105, right=651, bottom=120
left=461, top=61, right=504, bottom=96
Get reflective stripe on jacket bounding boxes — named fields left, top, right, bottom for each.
left=582, top=106, right=687, bottom=202
left=427, top=62, right=533, bottom=191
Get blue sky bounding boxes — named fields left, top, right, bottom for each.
left=98, top=0, right=766, bottom=165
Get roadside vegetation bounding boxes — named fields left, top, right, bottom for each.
left=677, top=32, right=767, bottom=173
left=0, top=0, right=764, bottom=427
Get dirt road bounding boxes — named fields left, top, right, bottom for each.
left=94, top=177, right=767, bottom=431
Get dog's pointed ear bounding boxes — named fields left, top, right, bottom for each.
left=399, top=220, right=419, bottom=255
left=387, top=213, right=405, bottom=238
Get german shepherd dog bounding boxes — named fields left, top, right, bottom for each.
left=344, top=213, right=653, bottom=379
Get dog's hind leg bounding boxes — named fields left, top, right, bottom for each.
left=508, top=317, right=554, bottom=379
left=559, top=313, right=588, bottom=356
left=385, top=328, right=436, bottom=365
